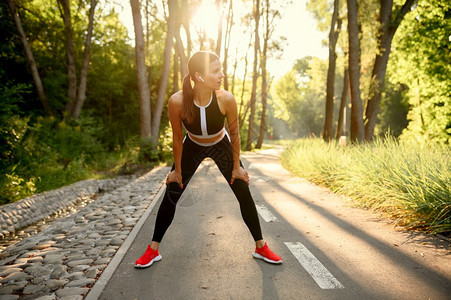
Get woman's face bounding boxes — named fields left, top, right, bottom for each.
left=201, top=59, right=224, bottom=90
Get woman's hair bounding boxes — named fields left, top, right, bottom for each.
left=182, top=51, right=220, bottom=123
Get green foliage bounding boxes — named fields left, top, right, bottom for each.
left=272, top=68, right=321, bottom=137
left=376, top=82, right=409, bottom=137
left=272, top=56, right=345, bottom=138
left=389, top=0, right=451, bottom=144
left=0, top=169, right=37, bottom=205
left=0, top=85, right=36, bottom=204
left=0, top=114, right=172, bottom=204
left=0, top=83, right=31, bottom=164
left=281, top=137, right=451, bottom=234
left=138, top=138, right=159, bottom=162
left=0, top=115, right=104, bottom=195
left=0, top=1, right=175, bottom=205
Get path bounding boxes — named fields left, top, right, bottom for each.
left=97, top=146, right=451, bottom=300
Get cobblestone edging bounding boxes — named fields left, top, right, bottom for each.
left=0, top=165, right=170, bottom=300
left=0, top=177, right=133, bottom=240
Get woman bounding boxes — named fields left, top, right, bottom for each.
left=134, top=51, right=282, bottom=268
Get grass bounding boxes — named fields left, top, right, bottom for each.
left=280, top=136, right=451, bottom=235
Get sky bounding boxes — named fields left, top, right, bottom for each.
left=269, top=0, right=328, bottom=78
left=115, top=0, right=328, bottom=80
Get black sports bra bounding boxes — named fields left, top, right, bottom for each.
left=182, top=92, right=226, bottom=139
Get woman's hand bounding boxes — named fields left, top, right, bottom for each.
left=166, top=170, right=183, bottom=189
left=230, top=167, right=249, bottom=186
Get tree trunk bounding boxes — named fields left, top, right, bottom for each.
left=323, top=0, right=341, bottom=142
left=246, top=0, right=260, bottom=151
left=346, top=0, right=365, bottom=142
left=256, top=0, right=270, bottom=149
left=256, top=58, right=266, bottom=149
left=151, top=0, right=176, bottom=146
left=238, top=36, right=253, bottom=131
left=335, top=65, right=349, bottom=139
left=172, top=51, right=179, bottom=94
left=173, top=0, right=187, bottom=79
left=7, top=0, right=52, bottom=116
left=72, top=0, right=98, bottom=119
left=145, top=0, right=152, bottom=96
left=364, top=0, right=415, bottom=141
left=215, top=0, right=223, bottom=55
left=231, top=50, right=238, bottom=95
left=130, top=0, right=152, bottom=141
left=174, top=27, right=188, bottom=78
left=58, top=0, right=77, bottom=119
left=222, top=0, right=233, bottom=91
left=182, top=21, right=192, bottom=57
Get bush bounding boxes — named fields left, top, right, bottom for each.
left=281, top=137, right=451, bottom=234
left=0, top=116, right=105, bottom=203
left=0, top=113, right=174, bottom=205
left=0, top=168, right=36, bottom=205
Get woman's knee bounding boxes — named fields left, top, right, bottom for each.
left=231, top=179, right=252, bottom=199
left=164, top=182, right=184, bottom=206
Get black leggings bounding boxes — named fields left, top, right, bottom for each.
left=151, top=134, right=263, bottom=243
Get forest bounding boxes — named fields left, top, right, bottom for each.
left=1, top=0, right=450, bottom=206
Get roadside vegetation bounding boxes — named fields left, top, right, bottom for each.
left=0, top=116, right=172, bottom=205
left=280, top=137, right=451, bottom=235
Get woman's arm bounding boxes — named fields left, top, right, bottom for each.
left=167, top=93, right=184, bottom=188
left=222, top=91, right=249, bottom=186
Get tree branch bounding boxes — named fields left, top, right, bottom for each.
left=392, top=0, right=416, bottom=30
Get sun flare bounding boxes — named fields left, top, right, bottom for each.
left=191, top=0, right=220, bottom=39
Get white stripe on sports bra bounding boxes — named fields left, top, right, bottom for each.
left=183, top=130, right=230, bottom=147
left=187, top=127, right=224, bottom=139
left=193, top=93, right=213, bottom=137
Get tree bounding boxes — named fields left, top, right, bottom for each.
left=222, top=0, right=233, bottom=91
left=238, top=33, right=254, bottom=132
left=246, top=0, right=260, bottom=151
left=215, top=0, right=223, bottom=55
left=174, top=29, right=188, bottom=78
left=346, top=0, right=364, bottom=142
left=273, top=56, right=329, bottom=138
left=256, top=0, right=280, bottom=148
left=130, top=0, right=152, bottom=142
left=151, top=0, right=176, bottom=147
left=391, top=0, right=450, bottom=144
left=58, top=0, right=98, bottom=120
left=57, top=0, right=77, bottom=118
left=72, top=0, right=98, bottom=119
left=173, top=0, right=188, bottom=80
left=364, top=0, right=416, bottom=141
left=335, top=65, right=349, bottom=139
left=7, top=0, right=52, bottom=116
left=323, top=0, right=342, bottom=142
left=273, top=70, right=302, bottom=135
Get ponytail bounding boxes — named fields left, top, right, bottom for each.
left=182, top=74, right=195, bottom=123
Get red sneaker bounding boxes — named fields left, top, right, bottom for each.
left=253, top=242, right=283, bottom=264
left=134, top=245, right=162, bottom=268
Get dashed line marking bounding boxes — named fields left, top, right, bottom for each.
left=255, top=204, right=278, bottom=222
left=285, top=242, right=344, bottom=289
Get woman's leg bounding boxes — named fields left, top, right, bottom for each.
left=208, top=138, right=263, bottom=242
left=151, top=138, right=206, bottom=243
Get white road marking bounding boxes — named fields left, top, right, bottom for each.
left=255, top=204, right=278, bottom=222
left=285, top=242, right=344, bottom=290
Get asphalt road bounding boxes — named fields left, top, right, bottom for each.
left=99, top=146, right=451, bottom=300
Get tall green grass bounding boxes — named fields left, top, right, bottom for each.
left=281, top=137, right=451, bottom=234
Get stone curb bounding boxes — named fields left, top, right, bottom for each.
left=84, top=182, right=166, bottom=300
left=0, top=178, right=129, bottom=239
left=0, top=165, right=170, bottom=299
